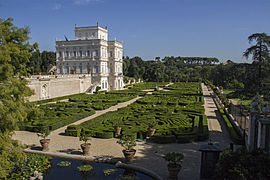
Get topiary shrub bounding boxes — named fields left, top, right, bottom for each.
left=95, top=131, right=114, bottom=139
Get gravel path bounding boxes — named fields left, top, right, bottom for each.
left=13, top=83, right=231, bottom=180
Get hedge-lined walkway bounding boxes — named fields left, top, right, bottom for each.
left=13, top=83, right=231, bottom=180
left=202, top=83, right=232, bottom=149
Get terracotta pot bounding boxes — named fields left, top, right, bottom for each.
left=148, top=128, right=156, bottom=137
left=122, top=149, right=136, bottom=163
left=72, top=71, right=76, bottom=74
left=38, top=72, right=42, bottom=75
left=81, top=143, right=91, bottom=156
left=40, top=139, right=50, bottom=151
left=167, top=163, right=182, bottom=180
left=54, top=71, right=57, bottom=75
left=115, top=126, right=121, bottom=137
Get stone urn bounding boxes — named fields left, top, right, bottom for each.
left=167, top=163, right=182, bottom=180
left=40, top=139, right=50, bottom=151
left=81, top=143, right=91, bottom=156
left=115, top=126, right=121, bottom=137
left=122, top=149, right=136, bottom=163
left=148, top=128, right=156, bottom=137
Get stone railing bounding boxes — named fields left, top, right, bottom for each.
left=27, top=74, right=91, bottom=80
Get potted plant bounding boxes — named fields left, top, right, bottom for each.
left=163, top=152, right=184, bottom=179
left=117, top=134, right=136, bottom=163
left=79, top=131, right=91, bottom=156
left=71, top=69, right=75, bottom=74
left=37, top=127, right=50, bottom=151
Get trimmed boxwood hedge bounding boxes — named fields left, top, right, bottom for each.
left=218, top=107, right=242, bottom=144
left=22, top=91, right=142, bottom=133
left=95, top=131, right=114, bottom=139
left=65, top=125, right=81, bottom=137
left=22, top=102, right=96, bottom=132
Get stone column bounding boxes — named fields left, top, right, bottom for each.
left=248, top=101, right=260, bottom=151
left=257, top=107, right=270, bottom=153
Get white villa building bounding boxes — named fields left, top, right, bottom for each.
left=55, top=22, right=124, bottom=91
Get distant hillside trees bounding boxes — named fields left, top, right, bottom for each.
left=123, top=56, right=219, bottom=82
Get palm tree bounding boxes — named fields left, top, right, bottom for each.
left=243, top=33, right=270, bottom=92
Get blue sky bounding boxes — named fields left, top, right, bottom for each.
left=1, top=0, right=270, bottom=62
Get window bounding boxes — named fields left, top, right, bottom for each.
left=65, top=51, right=69, bottom=57
left=74, top=51, right=76, bottom=57
left=58, top=51, right=62, bottom=57
left=95, top=50, right=98, bottom=57
left=87, top=50, right=90, bottom=57
left=80, top=51, right=83, bottom=57
left=110, top=51, right=113, bottom=57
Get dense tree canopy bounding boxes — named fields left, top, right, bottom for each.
left=123, top=56, right=219, bottom=82
left=0, top=17, right=38, bottom=132
left=27, top=50, right=56, bottom=74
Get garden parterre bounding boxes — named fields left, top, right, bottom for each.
left=21, top=93, right=138, bottom=132
left=65, top=82, right=208, bottom=143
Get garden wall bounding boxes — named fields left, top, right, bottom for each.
left=27, top=75, right=92, bottom=101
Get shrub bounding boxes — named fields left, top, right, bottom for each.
left=215, top=148, right=270, bottom=180
left=95, top=131, right=114, bottom=139
left=218, top=107, right=242, bottom=144
left=10, top=154, right=51, bottom=179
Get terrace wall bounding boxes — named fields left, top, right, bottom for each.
left=26, top=75, right=92, bottom=101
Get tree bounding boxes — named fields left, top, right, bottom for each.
left=0, top=17, right=37, bottom=133
left=243, top=33, right=270, bottom=92
left=41, top=51, right=56, bottom=72
left=0, top=133, right=25, bottom=178
left=27, top=51, right=42, bottom=74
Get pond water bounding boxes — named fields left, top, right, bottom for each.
left=44, top=157, right=154, bottom=180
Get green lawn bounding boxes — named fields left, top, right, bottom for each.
left=231, top=98, right=252, bottom=106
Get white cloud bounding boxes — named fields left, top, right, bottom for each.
left=73, top=0, right=103, bottom=5
left=52, top=3, right=62, bottom=10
